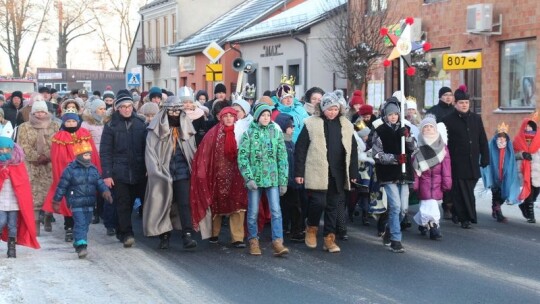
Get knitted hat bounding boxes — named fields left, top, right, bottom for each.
left=0, top=136, right=14, bottom=149
left=214, top=83, right=226, bottom=95
left=218, top=107, right=238, bottom=121
left=38, top=87, right=50, bottom=94
left=320, top=92, right=341, bottom=112
left=73, top=141, right=93, bottom=156
left=139, top=102, right=159, bottom=116
left=359, top=104, right=373, bottom=116
left=438, top=86, right=452, bottom=98
left=114, top=89, right=134, bottom=110
left=89, top=99, right=106, bottom=114
left=349, top=90, right=364, bottom=107
left=11, top=91, right=23, bottom=100
left=232, top=98, right=251, bottom=116
left=102, top=90, right=115, bottom=100
left=62, top=109, right=80, bottom=123
left=454, top=88, right=469, bottom=102
left=304, top=87, right=325, bottom=104
left=163, top=95, right=182, bottom=108
left=253, top=103, right=273, bottom=122
left=148, top=86, right=162, bottom=100
left=419, top=114, right=437, bottom=132
left=274, top=113, right=294, bottom=133
left=381, top=96, right=401, bottom=117
left=195, top=90, right=209, bottom=102
left=31, top=100, right=48, bottom=114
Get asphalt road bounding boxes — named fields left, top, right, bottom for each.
left=124, top=190, right=540, bottom=304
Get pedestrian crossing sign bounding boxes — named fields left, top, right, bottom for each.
left=127, top=73, right=141, bottom=87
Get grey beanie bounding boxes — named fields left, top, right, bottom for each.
left=139, top=102, right=159, bottom=116
left=320, top=92, right=341, bottom=112
left=89, top=99, right=106, bottom=114
left=419, top=114, right=437, bottom=132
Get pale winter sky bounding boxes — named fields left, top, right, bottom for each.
left=0, top=0, right=145, bottom=75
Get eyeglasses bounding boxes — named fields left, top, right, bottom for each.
left=442, top=93, right=453, bottom=97
left=167, top=108, right=181, bottom=113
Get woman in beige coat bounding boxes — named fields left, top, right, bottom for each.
left=16, top=100, right=60, bottom=235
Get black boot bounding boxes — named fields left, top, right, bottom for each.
left=7, top=237, right=16, bottom=258
left=92, top=208, right=100, bottom=224
left=182, top=232, right=197, bottom=249
left=493, top=204, right=507, bottom=223
left=519, top=203, right=529, bottom=219
left=159, top=232, right=171, bottom=250
left=76, top=245, right=88, bottom=259
left=65, top=228, right=73, bottom=242
left=362, top=210, right=370, bottom=226
left=44, top=213, right=53, bottom=232
left=400, top=214, right=412, bottom=230
left=418, top=225, right=428, bottom=236
left=527, top=203, right=536, bottom=223
left=429, top=222, right=442, bottom=240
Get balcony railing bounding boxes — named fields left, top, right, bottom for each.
left=137, top=47, right=161, bottom=68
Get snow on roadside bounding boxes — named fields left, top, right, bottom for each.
left=0, top=223, right=222, bottom=304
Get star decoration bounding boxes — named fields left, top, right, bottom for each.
left=380, top=17, right=431, bottom=76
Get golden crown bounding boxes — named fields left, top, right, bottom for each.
left=73, top=140, right=93, bottom=156
left=280, top=75, right=296, bottom=86
left=497, top=122, right=509, bottom=134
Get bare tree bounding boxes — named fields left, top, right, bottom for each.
left=88, top=0, right=139, bottom=71
left=0, top=0, right=51, bottom=78
left=56, top=0, right=96, bottom=68
left=321, top=1, right=397, bottom=90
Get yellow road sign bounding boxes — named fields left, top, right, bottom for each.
left=443, top=52, right=482, bottom=70
left=206, top=64, right=223, bottom=81
left=203, top=41, right=225, bottom=63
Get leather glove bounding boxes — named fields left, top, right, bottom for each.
left=52, top=201, right=61, bottom=213
left=397, top=126, right=410, bottom=138
left=102, top=191, right=113, bottom=204
left=394, top=154, right=408, bottom=165
left=37, top=154, right=50, bottom=165
left=522, top=152, right=533, bottom=161
left=279, top=186, right=287, bottom=196
left=246, top=180, right=258, bottom=190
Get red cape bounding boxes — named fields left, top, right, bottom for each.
left=0, top=162, right=40, bottom=249
left=514, top=118, right=540, bottom=200
left=42, top=128, right=101, bottom=216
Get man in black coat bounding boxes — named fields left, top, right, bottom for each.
left=2, top=90, right=24, bottom=127
left=100, top=90, right=147, bottom=247
left=442, top=88, right=489, bottom=229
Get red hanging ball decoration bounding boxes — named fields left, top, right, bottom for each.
left=380, top=28, right=389, bottom=36
left=406, top=66, right=416, bottom=76
left=423, top=42, right=431, bottom=52
left=405, top=17, right=414, bottom=25
left=383, top=59, right=391, bottom=67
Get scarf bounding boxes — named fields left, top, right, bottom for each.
left=76, top=154, right=92, bottom=167
left=0, top=144, right=24, bottom=167
left=412, top=134, right=446, bottom=176
left=223, top=125, right=237, bottom=161
left=29, top=113, right=52, bottom=155
left=185, top=108, right=205, bottom=120
left=514, top=119, right=540, bottom=200
left=487, top=133, right=520, bottom=204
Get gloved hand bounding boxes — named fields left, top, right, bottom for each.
left=52, top=201, right=61, bottom=213
left=522, top=152, right=533, bottom=161
left=102, top=191, right=113, bottom=204
left=246, top=180, right=258, bottom=190
left=394, top=154, right=408, bottom=165
left=279, top=185, right=287, bottom=196
left=37, top=154, right=50, bottom=165
left=397, top=126, right=410, bottom=138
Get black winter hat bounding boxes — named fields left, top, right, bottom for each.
left=438, top=86, right=452, bottom=98
left=114, top=89, right=133, bottom=110
left=453, top=88, right=469, bottom=102
left=11, top=91, right=23, bottom=100
left=214, top=83, right=226, bottom=95
left=38, top=86, right=50, bottom=94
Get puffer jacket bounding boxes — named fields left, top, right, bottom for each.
left=53, top=160, right=110, bottom=209
left=413, top=147, right=452, bottom=200
left=238, top=121, right=288, bottom=187
left=100, top=111, right=147, bottom=184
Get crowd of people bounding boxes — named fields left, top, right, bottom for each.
left=0, top=80, right=537, bottom=259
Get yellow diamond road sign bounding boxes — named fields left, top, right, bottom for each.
left=442, top=52, right=482, bottom=70
left=203, top=41, right=225, bottom=63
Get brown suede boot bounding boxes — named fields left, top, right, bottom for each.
left=323, top=233, right=341, bottom=253
left=249, top=238, right=262, bottom=256
left=272, top=238, right=289, bottom=256
left=305, top=226, right=318, bottom=249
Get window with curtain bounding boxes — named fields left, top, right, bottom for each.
left=500, top=39, right=536, bottom=108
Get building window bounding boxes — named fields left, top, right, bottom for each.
left=288, top=64, right=300, bottom=85
left=420, top=49, right=451, bottom=109
left=366, top=0, right=387, bottom=13
left=172, top=14, right=176, bottom=40
left=500, top=39, right=536, bottom=108
left=164, top=16, right=168, bottom=46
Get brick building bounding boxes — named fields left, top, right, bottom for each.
left=350, top=0, right=540, bottom=137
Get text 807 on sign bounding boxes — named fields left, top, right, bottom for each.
left=442, top=52, right=482, bottom=70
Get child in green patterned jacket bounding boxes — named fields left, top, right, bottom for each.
left=238, top=103, right=289, bottom=257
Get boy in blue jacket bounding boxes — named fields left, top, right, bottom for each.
left=53, top=141, right=112, bottom=258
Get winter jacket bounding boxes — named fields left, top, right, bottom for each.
left=295, top=115, right=358, bottom=191
left=271, top=96, right=309, bottom=143
left=238, top=121, right=288, bottom=187
left=81, top=114, right=104, bottom=153
left=413, top=147, right=452, bottom=200
left=426, top=100, right=455, bottom=122
left=442, top=110, right=489, bottom=179
left=53, top=160, right=109, bottom=209
left=2, top=101, right=23, bottom=127
left=100, top=111, right=147, bottom=184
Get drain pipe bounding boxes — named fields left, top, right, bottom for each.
left=292, top=33, right=307, bottom=89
